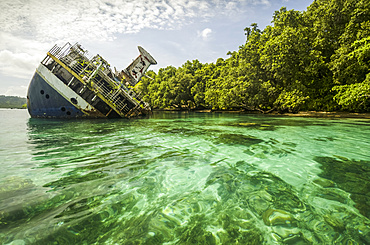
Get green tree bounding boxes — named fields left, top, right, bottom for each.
left=135, top=0, right=370, bottom=113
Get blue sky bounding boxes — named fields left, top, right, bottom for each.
left=0, top=0, right=313, bottom=97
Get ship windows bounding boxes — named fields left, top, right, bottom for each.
left=71, top=98, right=78, bottom=104
left=61, top=107, right=71, bottom=116
left=40, top=90, right=49, bottom=99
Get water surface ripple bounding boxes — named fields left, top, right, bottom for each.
left=0, top=109, right=369, bottom=244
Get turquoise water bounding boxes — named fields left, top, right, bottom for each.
left=0, top=109, right=369, bottom=244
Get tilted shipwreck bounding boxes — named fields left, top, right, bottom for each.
left=27, top=43, right=156, bottom=118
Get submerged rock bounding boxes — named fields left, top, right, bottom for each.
left=0, top=177, right=36, bottom=229
left=282, top=233, right=311, bottom=245
left=262, top=209, right=297, bottom=227
left=237, top=122, right=276, bottom=131
left=312, top=178, right=336, bottom=188
left=0, top=176, right=35, bottom=200
left=247, top=191, right=272, bottom=215
left=176, top=214, right=216, bottom=245
left=213, top=133, right=264, bottom=146
left=323, top=214, right=345, bottom=232
left=314, top=156, right=370, bottom=218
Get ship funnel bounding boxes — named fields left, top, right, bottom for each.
left=121, top=46, right=157, bottom=86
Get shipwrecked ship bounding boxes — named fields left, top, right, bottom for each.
left=27, top=43, right=156, bottom=118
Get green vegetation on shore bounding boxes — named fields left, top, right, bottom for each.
left=0, top=95, right=27, bottom=109
left=137, top=0, right=370, bottom=113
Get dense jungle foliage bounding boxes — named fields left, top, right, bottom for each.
left=137, top=0, right=370, bottom=113
left=0, top=95, right=26, bottom=108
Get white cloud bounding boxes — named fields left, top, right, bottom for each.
left=0, top=0, right=267, bottom=43
left=198, top=28, right=213, bottom=41
left=0, top=85, right=29, bottom=97
left=250, top=0, right=271, bottom=7
left=0, top=50, right=40, bottom=79
left=0, top=0, right=272, bottom=89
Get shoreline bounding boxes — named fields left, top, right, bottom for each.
left=2, top=108, right=369, bottom=119
left=274, top=111, right=370, bottom=119
left=153, top=109, right=370, bottom=119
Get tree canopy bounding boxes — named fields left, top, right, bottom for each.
left=0, top=95, right=27, bottom=108
left=137, top=0, right=370, bottom=113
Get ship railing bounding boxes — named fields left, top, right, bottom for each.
left=43, top=43, right=146, bottom=114
left=48, top=43, right=72, bottom=60
left=43, top=43, right=93, bottom=76
left=95, top=69, right=144, bottom=107
left=90, top=74, right=133, bottom=113
left=49, top=43, right=91, bottom=64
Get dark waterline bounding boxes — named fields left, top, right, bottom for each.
left=0, top=109, right=369, bottom=244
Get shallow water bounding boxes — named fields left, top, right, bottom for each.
left=0, top=109, right=369, bottom=244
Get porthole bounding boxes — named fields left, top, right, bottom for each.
left=40, top=90, right=44, bottom=94
left=71, top=98, right=78, bottom=104
left=66, top=111, right=71, bottom=115
left=45, top=94, right=50, bottom=99
left=61, top=107, right=66, bottom=111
